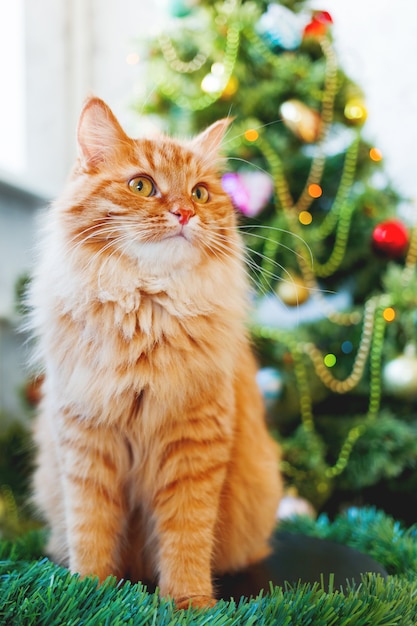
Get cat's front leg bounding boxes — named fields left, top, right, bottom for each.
left=152, top=421, right=231, bottom=609
left=59, top=418, right=128, bottom=582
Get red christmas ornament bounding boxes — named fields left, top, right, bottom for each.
left=372, top=219, right=409, bottom=258
left=313, top=11, right=333, bottom=25
left=303, top=11, right=333, bottom=38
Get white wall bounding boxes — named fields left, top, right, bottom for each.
left=0, top=0, right=25, bottom=174
left=23, top=0, right=166, bottom=198
left=316, top=0, right=417, bottom=217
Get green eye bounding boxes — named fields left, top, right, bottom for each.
left=128, top=176, right=155, bottom=197
left=192, top=184, right=209, bottom=204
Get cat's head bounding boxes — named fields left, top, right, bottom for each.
left=62, top=97, right=239, bottom=276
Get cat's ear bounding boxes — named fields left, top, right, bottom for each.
left=77, top=97, right=128, bottom=169
left=191, top=118, right=233, bottom=157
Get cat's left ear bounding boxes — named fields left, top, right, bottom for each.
left=77, top=97, right=129, bottom=169
left=191, top=118, right=233, bottom=157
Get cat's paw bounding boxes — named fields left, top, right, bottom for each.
left=175, top=595, right=217, bottom=610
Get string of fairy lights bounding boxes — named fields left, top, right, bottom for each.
left=149, top=1, right=417, bottom=494
left=157, top=17, right=241, bottom=110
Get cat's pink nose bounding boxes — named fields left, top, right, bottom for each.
left=171, top=207, right=195, bottom=225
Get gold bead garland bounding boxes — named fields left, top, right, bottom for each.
left=249, top=37, right=340, bottom=217
left=318, top=38, right=339, bottom=139
left=303, top=296, right=380, bottom=394
left=241, top=34, right=359, bottom=317
left=255, top=89, right=363, bottom=322
left=367, top=299, right=389, bottom=419
left=403, top=220, right=417, bottom=282
left=158, top=34, right=208, bottom=73
left=299, top=253, right=362, bottom=327
left=257, top=134, right=294, bottom=216
left=257, top=132, right=361, bottom=325
left=256, top=129, right=361, bottom=282
left=244, top=27, right=284, bottom=70
left=253, top=324, right=315, bottom=431
left=266, top=236, right=413, bottom=482
left=324, top=424, right=366, bottom=479
left=304, top=199, right=355, bottom=279
left=294, top=36, right=339, bottom=214
left=155, top=19, right=241, bottom=111
left=309, top=135, right=360, bottom=243
left=253, top=291, right=389, bottom=482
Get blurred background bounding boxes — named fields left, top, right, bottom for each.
left=1, top=1, right=416, bottom=198
left=0, top=0, right=416, bottom=533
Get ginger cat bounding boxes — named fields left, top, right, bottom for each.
left=29, top=97, right=282, bottom=609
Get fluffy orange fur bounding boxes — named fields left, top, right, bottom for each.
left=29, top=97, right=282, bottom=609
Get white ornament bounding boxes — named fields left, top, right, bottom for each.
left=277, top=494, right=316, bottom=520
left=382, top=344, right=417, bottom=399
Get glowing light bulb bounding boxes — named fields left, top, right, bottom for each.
left=341, top=341, right=353, bottom=354
left=383, top=307, right=396, bottom=322
left=126, top=52, right=140, bottom=65
left=308, top=183, right=322, bottom=198
left=201, top=73, right=223, bottom=93
left=324, top=353, right=337, bottom=367
left=280, top=101, right=302, bottom=123
left=344, top=98, right=367, bottom=124
left=222, top=76, right=239, bottom=99
left=244, top=129, right=259, bottom=142
left=299, top=211, right=313, bottom=225
left=211, top=62, right=225, bottom=76
left=369, top=147, right=383, bottom=162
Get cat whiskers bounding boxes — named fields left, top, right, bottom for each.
left=103, top=215, right=175, bottom=246
left=65, top=215, right=177, bottom=290
left=64, top=218, right=131, bottom=263
left=66, top=218, right=112, bottom=248
left=217, top=221, right=314, bottom=276
left=237, top=224, right=314, bottom=269
left=84, top=235, right=129, bottom=285
left=237, top=225, right=334, bottom=299
left=64, top=218, right=134, bottom=287
left=96, top=236, right=135, bottom=292
left=206, top=224, right=326, bottom=302
left=222, top=119, right=284, bottom=151
left=226, top=157, right=271, bottom=177
left=201, top=229, right=269, bottom=297
left=67, top=216, right=155, bottom=255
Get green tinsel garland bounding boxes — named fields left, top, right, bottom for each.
left=1, top=508, right=416, bottom=625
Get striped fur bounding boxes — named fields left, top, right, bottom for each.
left=29, top=97, right=282, bottom=609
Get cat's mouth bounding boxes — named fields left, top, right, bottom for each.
left=165, top=224, right=193, bottom=242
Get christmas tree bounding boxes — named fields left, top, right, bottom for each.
left=139, top=0, right=417, bottom=521
left=2, top=3, right=417, bottom=620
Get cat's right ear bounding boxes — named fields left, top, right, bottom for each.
left=191, top=118, right=233, bottom=158
left=77, top=97, right=128, bottom=170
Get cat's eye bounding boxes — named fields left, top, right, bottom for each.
left=191, top=184, right=209, bottom=204
left=128, top=176, right=155, bottom=197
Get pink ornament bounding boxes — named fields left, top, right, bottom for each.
left=222, top=171, right=274, bottom=217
